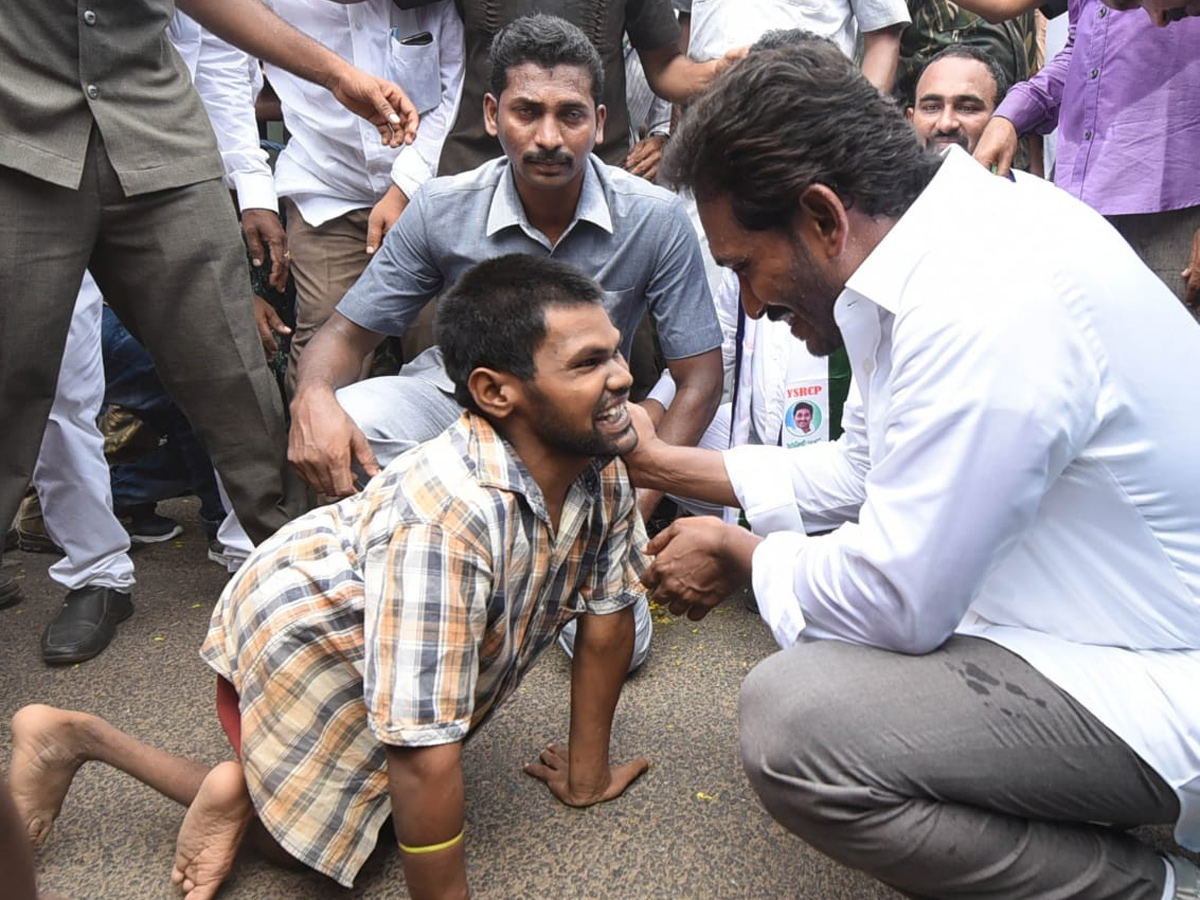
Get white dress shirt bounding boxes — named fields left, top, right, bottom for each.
left=679, top=0, right=909, bottom=63
left=263, top=0, right=464, bottom=227
left=723, top=148, right=1200, bottom=851
left=168, top=13, right=276, bottom=212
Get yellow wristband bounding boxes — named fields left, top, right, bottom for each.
left=399, top=829, right=464, bottom=855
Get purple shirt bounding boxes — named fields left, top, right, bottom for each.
left=995, top=0, right=1200, bottom=216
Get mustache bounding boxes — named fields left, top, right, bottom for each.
left=524, top=149, right=572, bottom=166
left=932, top=130, right=969, bottom=148
left=593, top=387, right=631, bottom=416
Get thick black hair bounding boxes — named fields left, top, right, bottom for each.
left=489, top=14, right=604, bottom=107
left=436, top=254, right=605, bottom=416
left=662, top=38, right=942, bottom=230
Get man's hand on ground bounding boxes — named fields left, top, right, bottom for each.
left=1181, top=227, right=1200, bottom=313
left=367, top=185, right=409, bottom=255
left=242, top=208, right=289, bottom=292
left=642, top=517, right=759, bottom=621
left=327, top=64, right=419, bottom=148
left=524, top=743, right=649, bottom=807
left=973, top=116, right=1018, bottom=177
left=288, top=390, right=380, bottom=496
left=253, top=295, right=291, bottom=357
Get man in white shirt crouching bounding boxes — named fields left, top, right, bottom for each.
left=624, top=34, right=1200, bottom=900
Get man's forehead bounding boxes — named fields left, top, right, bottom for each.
left=502, top=61, right=595, bottom=102
left=916, top=57, right=997, bottom=104
left=539, top=304, right=618, bottom=354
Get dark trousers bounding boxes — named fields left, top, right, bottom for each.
left=0, top=129, right=305, bottom=545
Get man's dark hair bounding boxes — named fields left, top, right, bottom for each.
left=662, top=38, right=942, bottom=230
left=752, top=27, right=823, bottom=51
left=489, top=14, right=604, bottom=107
left=915, top=44, right=1009, bottom=109
left=796, top=401, right=814, bottom=414
left=437, top=254, right=606, bottom=416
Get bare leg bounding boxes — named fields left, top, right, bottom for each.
left=11, top=704, right=211, bottom=846
left=12, top=704, right=295, bottom=897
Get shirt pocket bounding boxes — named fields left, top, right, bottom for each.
left=387, top=32, right=442, bottom=115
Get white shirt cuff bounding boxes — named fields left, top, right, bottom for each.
left=391, top=150, right=434, bottom=201
left=231, top=173, right=278, bottom=213
left=750, top=532, right=808, bottom=648
left=723, top=445, right=806, bottom=535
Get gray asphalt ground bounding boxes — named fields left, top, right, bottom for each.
left=1, top=497, right=1190, bottom=899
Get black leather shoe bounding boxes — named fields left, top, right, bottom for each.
left=41, top=587, right=133, bottom=665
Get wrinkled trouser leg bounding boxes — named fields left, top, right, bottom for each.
left=739, top=635, right=1179, bottom=900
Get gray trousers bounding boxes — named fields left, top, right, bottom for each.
left=739, top=635, right=1180, bottom=900
left=1108, top=204, right=1200, bottom=309
left=0, top=130, right=305, bottom=545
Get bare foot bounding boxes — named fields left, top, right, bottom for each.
left=10, top=705, right=91, bottom=847
left=171, top=761, right=253, bottom=900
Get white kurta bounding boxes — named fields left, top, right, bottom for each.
left=725, top=148, right=1200, bottom=851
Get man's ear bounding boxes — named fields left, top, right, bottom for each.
left=797, top=183, right=851, bottom=260
left=906, top=105, right=915, bottom=123
left=594, top=102, right=607, bottom=147
left=483, top=93, right=499, bottom=138
left=468, top=367, right=520, bottom=420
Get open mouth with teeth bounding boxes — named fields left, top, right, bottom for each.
left=596, top=401, right=630, bottom=430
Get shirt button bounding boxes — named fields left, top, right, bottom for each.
left=1099, top=5, right=1108, bottom=14
left=83, top=9, right=97, bottom=24
left=1090, top=67, right=1099, bottom=78
left=1084, top=129, right=1093, bottom=139
left=86, top=84, right=99, bottom=99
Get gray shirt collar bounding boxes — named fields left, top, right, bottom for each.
left=485, top=156, right=614, bottom=249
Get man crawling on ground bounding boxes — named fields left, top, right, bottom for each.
left=10, top=254, right=650, bottom=900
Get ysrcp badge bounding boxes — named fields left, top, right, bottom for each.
left=782, top=381, right=827, bottom=447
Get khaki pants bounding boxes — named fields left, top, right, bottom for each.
left=739, top=635, right=1179, bottom=899
left=282, top=198, right=437, bottom=396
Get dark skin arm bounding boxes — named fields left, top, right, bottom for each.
left=241, top=208, right=289, bottom=293
left=386, top=743, right=469, bottom=900
left=177, top=0, right=418, bottom=147
left=366, top=185, right=411, bottom=255
left=622, top=402, right=740, bottom=508
left=637, top=43, right=747, bottom=104
left=621, top=402, right=764, bottom=618
left=253, top=294, right=292, bottom=357
left=636, top=347, right=723, bottom=520
left=860, top=25, right=904, bottom=94
left=288, top=312, right=386, bottom=496
left=524, top=606, right=649, bottom=803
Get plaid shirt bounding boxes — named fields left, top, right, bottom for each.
left=200, top=413, right=645, bottom=886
